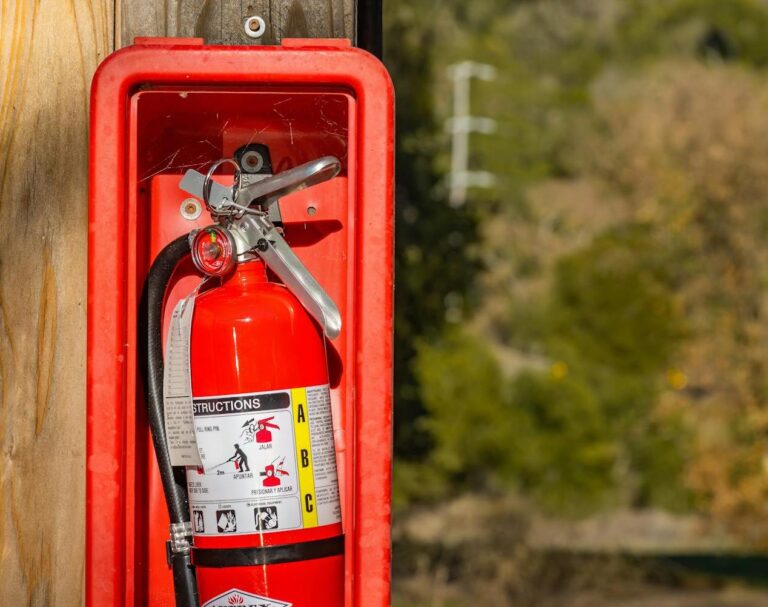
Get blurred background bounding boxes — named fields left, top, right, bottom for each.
left=383, top=1, right=768, bottom=605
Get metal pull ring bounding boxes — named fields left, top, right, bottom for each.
left=202, top=158, right=241, bottom=210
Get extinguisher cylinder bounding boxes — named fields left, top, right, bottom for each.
left=187, top=259, right=344, bottom=607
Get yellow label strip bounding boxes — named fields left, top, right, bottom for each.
left=291, top=387, right=318, bottom=528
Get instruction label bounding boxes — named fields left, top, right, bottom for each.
left=163, top=295, right=203, bottom=467
left=187, top=384, right=341, bottom=536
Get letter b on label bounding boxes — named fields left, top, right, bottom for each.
left=300, top=448, right=310, bottom=468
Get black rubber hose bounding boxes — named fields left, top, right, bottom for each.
left=139, top=233, right=200, bottom=607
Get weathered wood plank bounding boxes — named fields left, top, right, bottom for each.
left=0, top=0, right=358, bottom=604
left=0, top=1, right=114, bottom=605
left=121, top=0, right=355, bottom=46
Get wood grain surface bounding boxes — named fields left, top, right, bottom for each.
left=121, top=0, right=355, bottom=46
left=0, top=1, right=355, bottom=605
left=0, top=1, right=114, bottom=605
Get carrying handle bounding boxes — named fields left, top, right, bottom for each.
left=179, top=156, right=343, bottom=339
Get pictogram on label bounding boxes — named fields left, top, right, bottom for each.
left=187, top=384, right=341, bottom=536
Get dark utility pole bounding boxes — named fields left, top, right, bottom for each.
left=357, top=0, right=383, bottom=58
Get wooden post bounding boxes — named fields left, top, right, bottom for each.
left=0, top=1, right=365, bottom=605
left=0, top=2, right=114, bottom=605
left=121, top=0, right=355, bottom=46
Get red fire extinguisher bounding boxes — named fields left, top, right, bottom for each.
left=141, top=153, right=344, bottom=607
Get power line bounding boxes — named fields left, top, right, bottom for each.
left=446, top=61, right=497, bottom=207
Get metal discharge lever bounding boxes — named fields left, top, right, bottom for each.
left=178, top=156, right=343, bottom=339
left=236, top=156, right=340, bottom=208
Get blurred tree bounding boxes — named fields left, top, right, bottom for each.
left=401, top=329, right=508, bottom=504
left=412, top=329, right=619, bottom=513
left=387, top=0, right=768, bottom=540
left=548, top=228, right=684, bottom=376
left=621, top=0, right=768, bottom=66
left=384, top=1, right=482, bottom=459
left=590, top=61, right=768, bottom=532
left=506, top=369, right=617, bottom=512
left=546, top=229, right=691, bottom=510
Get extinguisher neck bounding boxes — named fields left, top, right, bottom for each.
left=225, top=258, right=269, bottom=288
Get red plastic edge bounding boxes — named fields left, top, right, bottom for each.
left=87, top=44, right=394, bottom=606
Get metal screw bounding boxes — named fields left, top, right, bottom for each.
left=180, top=198, right=203, bottom=221
left=307, top=205, right=317, bottom=216
left=256, top=238, right=269, bottom=252
left=240, top=150, right=264, bottom=173
left=244, top=15, right=266, bottom=39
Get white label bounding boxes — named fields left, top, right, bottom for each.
left=163, top=295, right=203, bottom=467
left=187, top=384, right=341, bottom=536
left=202, top=588, right=291, bottom=607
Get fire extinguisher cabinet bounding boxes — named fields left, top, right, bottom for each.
left=87, top=38, right=394, bottom=607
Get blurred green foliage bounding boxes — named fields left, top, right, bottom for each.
left=386, top=0, right=768, bottom=532
left=405, top=228, right=691, bottom=513
left=548, top=228, right=684, bottom=375
left=621, top=0, right=768, bottom=65
left=384, top=2, right=482, bottom=459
